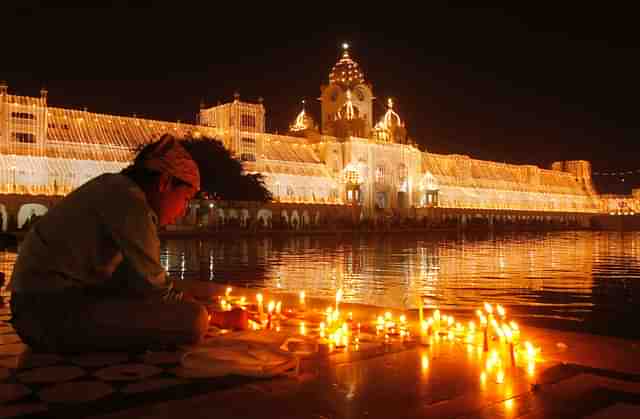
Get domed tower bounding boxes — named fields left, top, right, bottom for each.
left=372, top=98, right=408, bottom=143
left=320, top=43, right=373, bottom=138
left=288, top=100, right=318, bottom=137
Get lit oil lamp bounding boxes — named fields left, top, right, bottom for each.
left=480, top=314, right=489, bottom=352
left=434, top=309, right=441, bottom=332
left=376, top=315, right=384, bottom=335
left=267, top=300, right=275, bottom=329
left=509, top=321, right=520, bottom=344
left=335, top=288, right=343, bottom=313
left=299, top=291, right=306, bottom=311
left=256, top=293, right=264, bottom=319
left=502, top=324, right=515, bottom=366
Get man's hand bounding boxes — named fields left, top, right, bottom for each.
left=209, top=308, right=248, bottom=330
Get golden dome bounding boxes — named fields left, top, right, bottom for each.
left=329, top=43, right=365, bottom=88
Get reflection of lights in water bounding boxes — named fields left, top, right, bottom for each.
left=152, top=233, right=626, bottom=325
left=209, top=251, right=215, bottom=281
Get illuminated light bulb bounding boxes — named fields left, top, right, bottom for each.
left=480, top=371, right=487, bottom=384
left=225, top=287, right=232, bottom=298
left=300, top=321, right=306, bottom=336
left=299, top=291, right=306, bottom=307
left=496, top=304, right=506, bottom=318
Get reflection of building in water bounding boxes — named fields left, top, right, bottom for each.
left=159, top=233, right=600, bottom=312
left=0, top=45, right=607, bottom=218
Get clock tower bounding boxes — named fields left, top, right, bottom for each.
left=320, top=43, right=373, bottom=138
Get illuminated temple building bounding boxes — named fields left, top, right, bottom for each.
left=1, top=45, right=626, bottom=224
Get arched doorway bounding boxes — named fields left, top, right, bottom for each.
left=17, top=203, right=48, bottom=230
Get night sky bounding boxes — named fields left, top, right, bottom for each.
left=2, top=6, right=639, bottom=193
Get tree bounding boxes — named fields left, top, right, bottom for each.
left=180, top=136, right=272, bottom=202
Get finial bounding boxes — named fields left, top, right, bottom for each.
left=341, top=42, right=350, bottom=58
left=387, top=98, right=394, bottom=109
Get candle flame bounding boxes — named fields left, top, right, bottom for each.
left=256, top=293, right=263, bottom=304
left=267, top=301, right=275, bottom=313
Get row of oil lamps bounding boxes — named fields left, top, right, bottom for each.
left=217, top=287, right=540, bottom=367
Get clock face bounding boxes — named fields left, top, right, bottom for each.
left=330, top=88, right=339, bottom=102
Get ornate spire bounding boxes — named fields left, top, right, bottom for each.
left=329, top=42, right=365, bottom=88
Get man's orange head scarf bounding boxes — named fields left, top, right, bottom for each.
left=139, top=134, right=200, bottom=190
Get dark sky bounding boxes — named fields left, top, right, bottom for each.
left=2, top=5, right=639, bottom=193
